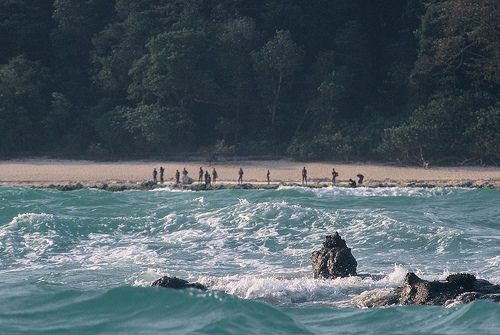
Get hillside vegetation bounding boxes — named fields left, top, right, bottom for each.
left=1, top=0, right=499, bottom=164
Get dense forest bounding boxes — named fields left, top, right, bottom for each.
left=1, top=0, right=499, bottom=164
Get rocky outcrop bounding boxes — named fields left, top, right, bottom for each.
left=311, top=234, right=500, bottom=307
left=310, top=232, right=357, bottom=279
left=397, top=272, right=500, bottom=306
left=151, top=276, right=206, bottom=290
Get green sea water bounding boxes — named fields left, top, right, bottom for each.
left=1, top=186, right=499, bottom=334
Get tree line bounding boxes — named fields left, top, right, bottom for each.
left=1, top=0, right=499, bottom=165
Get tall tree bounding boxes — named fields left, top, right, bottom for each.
left=252, top=30, right=304, bottom=144
left=0, top=56, right=50, bottom=153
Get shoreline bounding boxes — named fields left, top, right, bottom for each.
left=17, top=181, right=500, bottom=192
left=1, top=158, right=499, bottom=190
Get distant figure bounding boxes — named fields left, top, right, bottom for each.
left=153, top=168, right=158, bottom=184
left=331, top=168, right=339, bottom=184
left=159, top=166, right=165, bottom=184
left=238, top=168, right=244, bottom=184
left=182, top=168, right=193, bottom=184
left=267, top=170, right=270, bottom=185
left=423, top=161, right=429, bottom=169
left=357, top=174, right=364, bottom=185
left=348, top=178, right=357, bottom=188
left=199, top=167, right=204, bottom=183
left=175, top=169, right=180, bottom=184
left=212, top=168, right=218, bottom=183
left=204, top=170, right=210, bottom=185
left=302, top=167, right=307, bottom=185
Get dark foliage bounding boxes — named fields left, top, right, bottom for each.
left=0, top=0, right=498, bottom=164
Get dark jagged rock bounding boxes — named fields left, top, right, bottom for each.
left=151, top=276, right=206, bottom=290
left=310, top=234, right=500, bottom=307
left=397, top=272, right=500, bottom=306
left=310, top=232, right=357, bottom=279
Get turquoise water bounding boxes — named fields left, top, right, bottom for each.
left=1, top=186, right=499, bottom=334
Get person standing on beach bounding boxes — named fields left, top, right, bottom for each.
left=159, top=166, right=165, bottom=184
left=302, top=167, right=307, bottom=185
left=153, top=168, right=158, bottom=184
left=332, top=168, right=339, bottom=184
left=199, top=167, right=203, bottom=183
left=238, top=168, right=244, bottom=184
left=205, top=170, right=210, bottom=185
left=267, top=170, right=270, bottom=185
left=212, top=168, right=218, bottom=184
left=183, top=168, right=188, bottom=176
left=357, top=174, right=364, bottom=185
left=175, top=169, right=180, bottom=184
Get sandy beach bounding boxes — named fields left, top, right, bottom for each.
left=0, top=158, right=499, bottom=188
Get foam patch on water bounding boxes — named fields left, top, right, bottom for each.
left=0, top=213, right=56, bottom=259
left=129, top=268, right=167, bottom=286
left=277, top=185, right=468, bottom=198
left=197, top=264, right=407, bottom=307
left=4, top=213, right=55, bottom=230
left=149, top=187, right=193, bottom=192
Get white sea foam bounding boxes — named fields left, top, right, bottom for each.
left=0, top=213, right=56, bottom=257
left=22, top=232, right=54, bottom=259
left=149, top=187, right=192, bottom=192
left=50, top=233, right=164, bottom=271
left=197, top=264, right=407, bottom=306
left=129, top=268, right=167, bottom=286
left=277, top=185, right=467, bottom=198
left=4, top=212, right=55, bottom=230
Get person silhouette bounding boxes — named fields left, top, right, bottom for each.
left=302, top=167, right=307, bottom=185
left=205, top=170, right=210, bottom=185
left=267, top=170, right=270, bottom=185
left=159, top=166, right=165, bottom=184
left=238, top=168, right=243, bottom=184
left=332, top=168, right=339, bottom=184
left=199, top=167, right=203, bottom=183
left=153, top=168, right=158, bottom=184
left=349, top=178, right=357, bottom=188
left=212, top=168, right=218, bottom=183
left=357, top=174, right=364, bottom=185
left=175, top=169, right=180, bottom=184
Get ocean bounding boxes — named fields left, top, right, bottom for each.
left=1, top=186, right=499, bottom=334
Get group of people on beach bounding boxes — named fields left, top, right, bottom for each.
left=152, top=166, right=365, bottom=187
left=301, top=166, right=363, bottom=188
left=198, top=167, right=218, bottom=185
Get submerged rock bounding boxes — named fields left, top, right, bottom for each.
left=310, top=232, right=357, bottom=279
left=397, top=272, right=500, bottom=306
left=151, top=276, right=206, bottom=290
